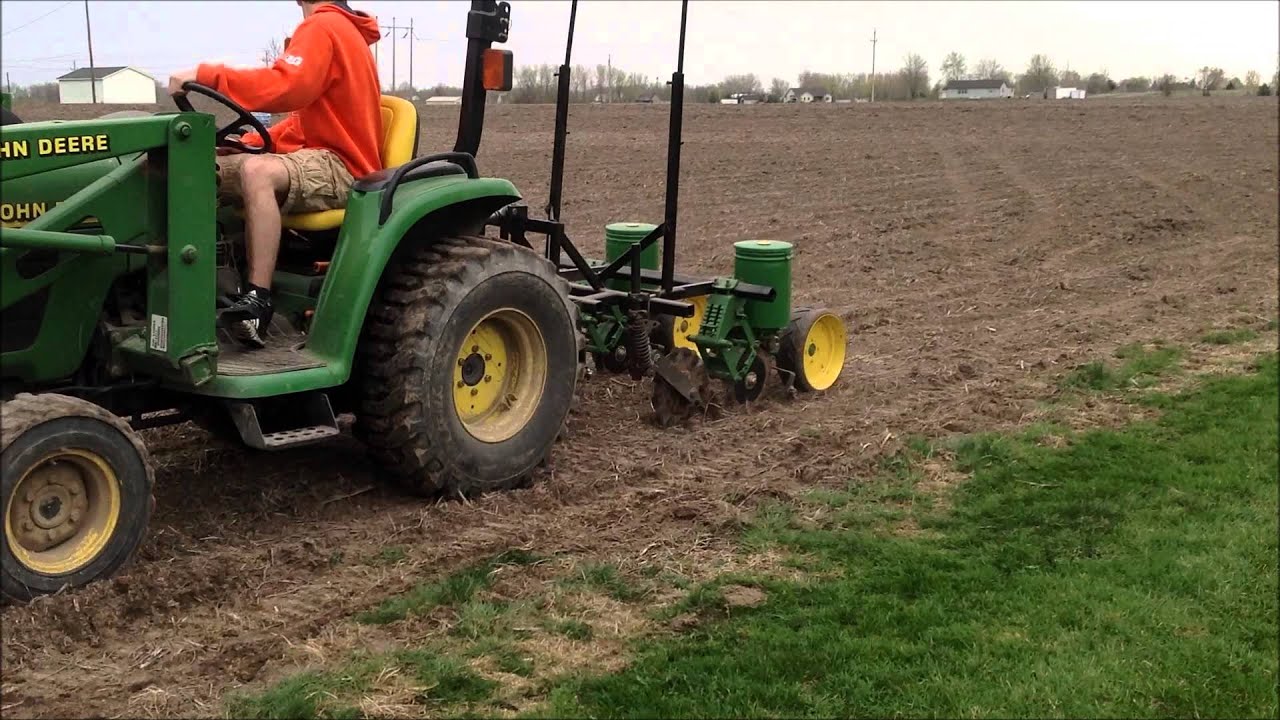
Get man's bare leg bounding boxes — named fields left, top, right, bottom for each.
left=240, top=154, right=290, bottom=288
left=223, top=154, right=289, bottom=348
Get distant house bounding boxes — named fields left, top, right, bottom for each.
left=423, top=95, right=463, bottom=105
left=783, top=87, right=833, bottom=103
left=727, top=92, right=764, bottom=105
left=939, top=78, right=1013, bottom=100
left=56, top=66, right=156, bottom=104
left=635, top=94, right=667, bottom=104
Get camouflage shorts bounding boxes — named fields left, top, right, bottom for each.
left=216, top=148, right=354, bottom=214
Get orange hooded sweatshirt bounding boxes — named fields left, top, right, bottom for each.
left=195, top=3, right=383, bottom=179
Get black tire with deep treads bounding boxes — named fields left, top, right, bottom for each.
left=1, top=393, right=154, bottom=602
left=357, top=235, right=579, bottom=496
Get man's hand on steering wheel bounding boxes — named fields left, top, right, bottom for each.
left=170, top=77, right=274, bottom=155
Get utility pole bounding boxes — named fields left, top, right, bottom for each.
left=84, top=0, right=97, bottom=103
left=379, top=18, right=414, bottom=94
left=869, top=28, right=877, bottom=103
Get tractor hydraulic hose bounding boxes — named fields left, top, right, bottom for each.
left=0, top=228, right=117, bottom=255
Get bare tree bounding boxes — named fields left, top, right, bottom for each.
left=900, top=53, right=929, bottom=99
left=1196, top=66, right=1225, bottom=95
left=1086, top=72, right=1114, bottom=95
left=719, top=73, right=763, bottom=96
left=513, top=65, right=539, bottom=103
left=940, top=51, right=966, bottom=81
left=594, top=64, right=607, bottom=102
left=1119, top=76, right=1151, bottom=92
left=1059, top=69, right=1081, bottom=87
left=1019, top=54, right=1058, bottom=95
left=261, top=37, right=282, bottom=67
left=1156, top=73, right=1177, bottom=96
left=974, top=58, right=1010, bottom=82
left=1244, top=70, right=1260, bottom=91
left=769, top=77, right=789, bottom=101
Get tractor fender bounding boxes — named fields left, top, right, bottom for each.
left=305, top=176, right=521, bottom=381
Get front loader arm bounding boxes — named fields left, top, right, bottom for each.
left=0, top=114, right=219, bottom=386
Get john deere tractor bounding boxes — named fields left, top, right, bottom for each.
left=0, top=0, right=845, bottom=602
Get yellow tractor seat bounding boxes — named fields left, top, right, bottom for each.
left=277, top=95, right=419, bottom=232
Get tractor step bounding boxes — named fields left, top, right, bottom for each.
left=226, top=392, right=340, bottom=451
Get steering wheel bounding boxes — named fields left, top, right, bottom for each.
left=172, top=81, right=273, bottom=155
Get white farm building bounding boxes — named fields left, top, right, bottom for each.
left=939, top=78, right=1013, bottom=100
left=57, top=66, right=156, bottom=104
left=1045, top=86, right=1087, bottom=100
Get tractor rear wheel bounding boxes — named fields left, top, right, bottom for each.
left=358, top=236, right=579, bottom=497
left=1, top=393, right=154, bottom=601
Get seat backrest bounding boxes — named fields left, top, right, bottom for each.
left=379, top=95, right=419, bottom=170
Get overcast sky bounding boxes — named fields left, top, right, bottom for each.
left=1, top=1, right=1277, bottom=91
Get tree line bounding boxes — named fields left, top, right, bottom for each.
left=6, top=53, right=1276, bottom=105
left=482, top=54, right=1280, bottom=103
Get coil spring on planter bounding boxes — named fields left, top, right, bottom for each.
left=625, top=309, right=653, bottom=380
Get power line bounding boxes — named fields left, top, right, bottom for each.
left=2, top=1, right=75, bottom=38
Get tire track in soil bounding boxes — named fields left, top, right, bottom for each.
left=3, top=97, right=1278, bottom=720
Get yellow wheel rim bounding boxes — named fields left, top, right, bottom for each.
left=800, top=312, right=846, bottom=391
left=669, top=295, right=708, bottom=352
left=4, top=449, right=121, bottom=576
left=453, top=308, right=548, bottom=443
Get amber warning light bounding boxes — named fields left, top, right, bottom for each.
left=482, top=49, right=513, bottom=92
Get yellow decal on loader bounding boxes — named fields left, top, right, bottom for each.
left=1, top=201, right=100, bottom=228
left=0, top=133, right=109, bottom=160
left=0, top=138, right=29, bottom=159
left=36, top=134, right=110, bottom=157
left=0, top=202, right=49, bottom=226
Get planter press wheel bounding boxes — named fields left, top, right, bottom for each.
left=778, top=307, right=847, bottom=392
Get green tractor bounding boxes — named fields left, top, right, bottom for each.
left=0, top=0, right=845, bottom=602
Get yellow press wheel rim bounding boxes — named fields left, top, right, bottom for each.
left=800, top=312, right=846, bottom=391
left=669, top=295, right=708, bottom=352
left=4, top=449, right=122, bottom=576
left=453, top=308, right=548, bottom=444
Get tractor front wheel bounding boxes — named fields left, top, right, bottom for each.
left=359, top=236, right=579, bottom=497
left=1, top=394, right=154, bottom=601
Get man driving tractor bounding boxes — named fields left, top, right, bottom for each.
left=168, top=0, right=382, bottom=348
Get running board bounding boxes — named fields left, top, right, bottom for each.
left=226, top=393, right=340, bottom=451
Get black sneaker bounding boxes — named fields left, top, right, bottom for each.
left=219, top=285, right=273, bottom=349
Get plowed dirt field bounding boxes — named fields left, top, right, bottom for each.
left=2, top=95, right=1277, bottom=717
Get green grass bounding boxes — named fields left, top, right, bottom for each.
left=1201, top=328, right=1259, bottom=345
left=225, top=655, right=380, bottom=719
left=545, top=618, right=594, bottom=641
left=536, top=354, right=1279, bottom=719
left=226, top=644, right=502, bottom=718
left=561, top=563, right=646, bottom=602
left=358, top=549, right=540, bottom=625
left=1061, top=342, right=1183, bottom=391
left=370, top=546, right=407, bottom=565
